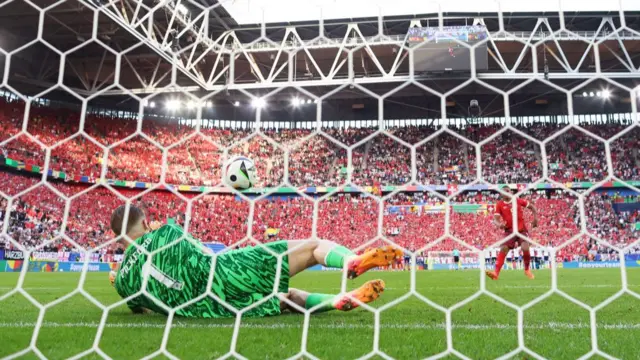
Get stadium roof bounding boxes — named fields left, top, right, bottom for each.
left=1, top=0, right=639, bottom=120
left=222, top=0, right=640, bottom=25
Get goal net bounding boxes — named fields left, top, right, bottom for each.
left=0, top=0, right=639, bottom=359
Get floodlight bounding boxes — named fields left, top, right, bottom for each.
left=252, top=98, right=266, bottom=108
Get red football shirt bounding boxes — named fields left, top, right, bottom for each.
left=495, top=198, right=529, bottom=232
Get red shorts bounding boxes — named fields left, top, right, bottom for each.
left=503, top=230, right=528, bottom=249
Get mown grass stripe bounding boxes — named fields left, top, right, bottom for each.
left=1, top=321, right=639, bottom=330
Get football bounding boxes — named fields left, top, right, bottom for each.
left=223, top=156, right=257, bottom=189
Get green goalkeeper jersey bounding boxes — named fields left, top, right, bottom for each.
left=114, top=224, right=290, bottom=318
left=114, top=224, right=217, bottom=317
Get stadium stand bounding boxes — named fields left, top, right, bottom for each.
left=1, top=98, right=639, bottom=260
left=2, top=171, right=639, bottom=260
left=3, top=99, right=639, bottom=187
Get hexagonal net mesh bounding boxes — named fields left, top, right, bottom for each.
left=1, top=0, right=640, bottom=359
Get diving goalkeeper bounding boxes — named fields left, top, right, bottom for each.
left=109, top=205, right=402, bottom=318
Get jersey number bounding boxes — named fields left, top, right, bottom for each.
left=144, top=263, right=184, bottom=291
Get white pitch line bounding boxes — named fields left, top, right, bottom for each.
left=0, top=321, right=639, bottom=331
left=0, top=287, right=69, bottom=291
left=305, top=283, right=636, bottom=291
left=0, top=284, right=636, bottom=292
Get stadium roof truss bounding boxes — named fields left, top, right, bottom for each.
left=1, top=0, right=640, bottom=97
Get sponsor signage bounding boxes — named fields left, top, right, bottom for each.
left=4, top=250, right=25, bottom=260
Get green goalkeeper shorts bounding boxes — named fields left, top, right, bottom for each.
left=208, top=240, right=290, bottom=318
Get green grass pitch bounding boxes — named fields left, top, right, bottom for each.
left=1, top=268, right=639, bottom=359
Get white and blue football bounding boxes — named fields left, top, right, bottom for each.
left=223, top=156, right=257, bottom=189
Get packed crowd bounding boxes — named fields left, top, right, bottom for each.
left=2, top=98, right=639, bottom=189
left=1, top=171, right=638, bottom=260
left=1, top=98, right=639, bottom=259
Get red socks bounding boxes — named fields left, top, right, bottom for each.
left=523, top=250, right=531, bottom=271
left=495, top=251, right=506, bottom=276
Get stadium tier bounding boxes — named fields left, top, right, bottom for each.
left=2, top=97, right=639, bottom=189
left=2, top=178, right=639, bottom=254
left=1, top=99, right=639, bottom=258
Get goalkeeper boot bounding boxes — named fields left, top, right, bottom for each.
left=347, top=246, right=403, bottom=279
left=334, top=279, right=385, bottom=311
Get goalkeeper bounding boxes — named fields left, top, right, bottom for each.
left=109, top=205, right=402, bottom=318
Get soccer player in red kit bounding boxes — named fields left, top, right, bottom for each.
left=486, top=187, right=538, bottom=280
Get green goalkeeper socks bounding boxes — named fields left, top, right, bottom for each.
left=324, top=245, right=354, bottom=269
left=305, top=293, right=335, bottom=313
left=305, top=245, right=354, bottom=312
